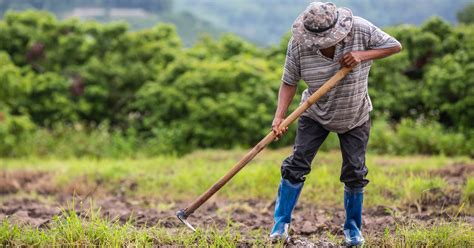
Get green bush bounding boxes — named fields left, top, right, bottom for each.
left=0, top=107, right=36, bottom=157
left=369, top=118, right=469, bottom=156
left=423, top=52, right=474, bottom=131
left=134, top=53, right=280, bottom=152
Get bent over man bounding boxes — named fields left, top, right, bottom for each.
left=270, top=2, right=402, bottom=246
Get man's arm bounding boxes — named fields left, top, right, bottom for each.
left=274, top=37, right=300, bottom=139
left=340, top=45, right=402, bottom=68
left=340, top=17, right=403, bottom=67
left=272, top=82, right=298, bottom=139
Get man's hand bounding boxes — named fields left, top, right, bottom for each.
left=272, top=116, right=288, bottom=140
left=340, top=51, right=364, bottom=68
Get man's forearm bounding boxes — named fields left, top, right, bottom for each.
left=275, top=83, right=297, bottom=118
left=360, top=45, right=402, bottom=61
left=341, top=45, right=402, bottom=67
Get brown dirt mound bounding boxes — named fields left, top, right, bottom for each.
left=0, top=170, right=112, bottom=200
left=430, top=162, right=474, bottom=185
left=0, top=170, right=56, bottom=195
left=0, top=198, right=59, bottom=227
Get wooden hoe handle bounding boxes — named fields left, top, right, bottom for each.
left=181, top=66, right=354, bottom=217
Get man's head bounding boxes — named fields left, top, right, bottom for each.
left=292, top=2, right=353, bottom=49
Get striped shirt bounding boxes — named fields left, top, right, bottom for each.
left=282, top=16, right=401, bottom=133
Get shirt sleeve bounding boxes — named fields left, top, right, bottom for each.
left=365, top=21, right=401, bottom=50
left=281, top=38, right=301, bottom=86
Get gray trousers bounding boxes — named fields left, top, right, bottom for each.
left=281, top=116, right=370, bottom=188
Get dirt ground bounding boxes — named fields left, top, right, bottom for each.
left=1, top=163, right=473, bottom=247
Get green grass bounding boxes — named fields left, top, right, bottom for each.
left=376, top=222, right=474, bottom=247
left=464, top=178, right=474, bottom=204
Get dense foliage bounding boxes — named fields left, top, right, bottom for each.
left=0, top=11, right=473, bottom=157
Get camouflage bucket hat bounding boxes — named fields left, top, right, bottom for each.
left=292, top=2, right=353, bottom=49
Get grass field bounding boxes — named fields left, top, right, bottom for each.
left=1, top=148, right=473, bottom=247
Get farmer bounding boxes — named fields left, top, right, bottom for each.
left=270, top=2, right=401, bottom=246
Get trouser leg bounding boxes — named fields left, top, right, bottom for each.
left=338, top=118, right=370, bottom=189
left=281, top=116, right=329, bottom=184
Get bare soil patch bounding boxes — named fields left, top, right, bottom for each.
left=0, top=170, right=56, bottom=195
left=430, top=162, right=474, bottom=185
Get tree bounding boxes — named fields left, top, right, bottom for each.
left=422, top=26, right=474, bottom=130
left=457, top=3, right=474, bottom=24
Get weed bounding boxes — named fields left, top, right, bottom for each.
left=463, top=178, right=474, bottom=204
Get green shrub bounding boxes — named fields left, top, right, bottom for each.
left=369, top=117, right=397, bottom=154
left=369, top=117, right=469, bottom=156
left=0, top=107, right=36, bottom=157
left=134, top=54, right=280, bottom=151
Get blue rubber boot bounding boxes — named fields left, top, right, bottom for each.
left=270, top=178, right=303, bottom=242
left=343, top=187, right=365, bottom=247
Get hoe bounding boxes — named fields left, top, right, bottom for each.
left=176, top=66, right=354, bottom=231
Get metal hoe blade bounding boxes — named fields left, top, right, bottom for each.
left=176, top=209, right=196, bottom=232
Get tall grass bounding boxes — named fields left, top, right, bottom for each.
left=463, top=178, right=474, bottom=205
left=377, top=222, right=474, bottom=247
